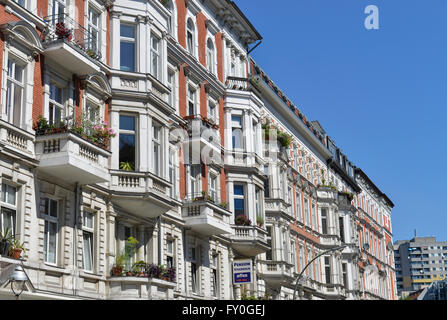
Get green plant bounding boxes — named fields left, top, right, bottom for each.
left=320, top=169, right=326, bottom=185
left=276, top=130, right=292, bottom=148
left=9, top=237, right=26, bottom=252
left=120, top=161, right=135, bottom=171
left=234, top=215, right=251, bottom=226
left=0, top=228, right=13, bottom=242
left=256, top=216, right=264, bottom=227
left=219, top=202, right=228, bottom=209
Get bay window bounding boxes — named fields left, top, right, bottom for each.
left=120, top=24, right=136, bottom=72
left=5, top=59, right=25, bottom=127
left=119, top=115, right=136, bottom=171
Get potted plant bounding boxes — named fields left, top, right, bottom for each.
left=219, top=202, right=228, bottom=209
left=256, top=216, right=264, bottom=228
left=0, top=228, right=13, bottom=256
left=166, top=267, right=176, bottom=282
left=120, top=161, right=135, bottom=172
left=234, top=215, right=251, bottom=226
left=111, top=253, right=125, bottom=276
left=148, top=264, right=162, bottom=279
left=8, top=238, right=25, bottom=259
left=132, top=261, right=147, bottom=277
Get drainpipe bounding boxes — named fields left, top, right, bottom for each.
left=182, top=228, right=189, bottom=296
left=73, top=183, right=81, bottom=296
left=158, top=215, right=162, bottom=266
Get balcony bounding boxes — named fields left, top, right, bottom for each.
left=319, top=233, right=342, bottom=249
left=183, top=115, right=221, bottom=156
left=42, top=14, right=101, bottom=75
left=0, top=120, right=35, bottom=162
left=182, top=198, right=232, bottom=236
left=230, top=225, right=269, bottom=257
left=109, top=170, right=174, bottom=218
left=107, top=277, right=175, bottom=300
left=258, top=260, right=295, bottom=286
left=35, top=131, right=111, bottom=184
left=264, top=198, right=293, bottom=221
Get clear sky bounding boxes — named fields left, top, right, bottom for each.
left=233, top=0, right=447, bottom=242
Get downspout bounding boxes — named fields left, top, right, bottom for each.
left=158, top=215, right=162, bottom=266
left=182, top=228, right=189, bottom=297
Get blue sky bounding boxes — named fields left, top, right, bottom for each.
left=234, top=0, right=447, bottom=242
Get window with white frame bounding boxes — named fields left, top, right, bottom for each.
left=1, top=183, right=17, bottom=236
left=288, top=186, right=293, bottom=215
left=169, top=149, right=176, bottom=198
left=324, top=256, right=331, bottom=284
left=233, top=184, right=245, bottom=219
left=211, top=253, right=219, bottom=298
left=231, top=115, right=243, bottom=150
left=186, top=19, right=195, bottom=56
left=207, top=99, right=217, bottom=123
left=296, top=191, right=302, bottom=223
left=290, top=240, right=296, bottom=270
left=188, top=164, right=201, bottom=199
left=150, top=34, right=161, bottom=80
left=119, top=115, right=136, bottom=171
left=206, top=38, right=215, bottom=74
left=165, top=0, right=175, bottom=36
left=252, top=121, right=258, bottom=154
left=152, top=121, right=162, bottom=176
left=321, top=207, right=328, bottom=234
left=311, top=202, right=317, bottom=230
left=187, top=86, right=197, bottom=116
left=5, top=59, right=25, bottom=127
left=166, top=238, right=175, bottom=268
left=299, top=244, right=305, bottom=273
left=41, top=197, right=58, bottom=265
left=208, top=172, right=218, bottom=203
left=13, top=0, right=27, bottom=8
left=49, top=82, right=65, bottom=126
left=190, top=246, right=200, bottom=294
left=266, top=226, right=272, bottom=260
left=52, top=0, right=66, bottom=21
left=167, top=69, right=176, bottom=110
left=255, top=187, right=262, bottom=222
left=307, top=248, right=313, bottom=279
left=120, top=24, right=136, bottom=72
left=304, top=197, right=310, bottom=227
left=82, top=211, right=95, bottom=272
left=282, top=230, right=288, bottom=262
left=88, top=5, right=100, bottom=53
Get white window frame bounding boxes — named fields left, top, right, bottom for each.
left=150, top=33, right=161, bottom=80
left=119, top=114, right=137, bottom=171
left=87, top=4, right=101, bottom=53
left=5, top=58, right=25, bottom=127
left=48, top=82, right=65, bottom=125
left=152, top=121, right=162, bottom=177
left=41, top=197, right=59, bottom=266
left=207, top=98, right=217, bottom=123
left=188, top=164, right=201, bottom=199
left=1, top=183, right=18, bottom=236
left=120, top=23, right=137, bottom=72
left=186, top=18, right=196, bottom=56
left=187, top=85, right=197, bottom=116
left=231, top=114, right=243, bottom=151
left=82, top=210, right=95, bottom=273
left=208, top=172, right=218, bottom=203
left=206, top=38, right=216, bottom=74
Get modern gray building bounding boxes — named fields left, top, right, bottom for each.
left=394, top=237, right=447, bottom=297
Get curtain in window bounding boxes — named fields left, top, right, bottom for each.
left=83, top=231, right=93, bottom=271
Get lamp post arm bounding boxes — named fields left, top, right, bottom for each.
left=292, top=245, right=347, bottom=300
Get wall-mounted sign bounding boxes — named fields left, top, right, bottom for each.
left=233, top=259, right=252, bottom=284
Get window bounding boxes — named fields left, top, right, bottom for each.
left=41, top=197, right=58, bottom=265
left=324, top=256, right=331, bottom=284
left=233, top=184, right=245, bottom=219
left=311, top=202, right=316, bottom=228
left=211, top=253, right=219, bottom=298
left=296, top=191, right=302, bottom=222
left=206, top=38, right=215, bottom=74
left=186, top=19, right=195, bottom=55
left=13, top=0, right=26, bottom=8
left=1, top=184, right=17, bottom=236
left=165, top=0, right=175, bottom=36
left=191, top=246, right=199, bottom=294
left=167, top=70, right=176, bottom=109
left=52, top=0, right=65, bottom=20
left=342, top=263, right=348, bottom=287
left=5, top=59, right=25, bottom=127
left=321, top=208, right=328, bottom=234
left=266, top=226, right=272, bottom=260
left=166, top=239, right=175, bottom=268
left=82, top=211, right=94, bottom=272
left=49, top=83, right=64, bottom=125
left=150, top=34, right=161, bottom=80
left=252, top=121, right=258, bottom=154
left=152, top=121, right=162, bottom=176
left=307, top=248, right=313, bottom=279
left=339, top=216, right=345, bottom=242
left=187, top=87, right=197, bottom=116
left=85, top=102, right=100, bottom=124
left=304, top=197, right=310, bottom=227
left=209, top=174, right=218, bottom=203
left=188, top=165, right=201, bottom=199
left=288, top=187, right=293, bottom=215
left=120, top=24, right=136, bottom=72
left=290, top=241, right=296, bottom=269
left=207, top=100, right=217, bottom=123
left=88, top=6, right=100, bottom=53
left=255, top=188, right=262, bottom=221
left=169, top=149, right=176, bottom=198
left=119, top=115, right=136, bottom=171
left=231, top=115, right=243, bottom=150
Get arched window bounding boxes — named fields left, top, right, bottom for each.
left=164, top=0, right=175, bottom=37
left=186, top=18, right=195, bottom=56
left=206, top=38, right=215, bottom=74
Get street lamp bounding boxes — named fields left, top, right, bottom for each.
left=10, top=265, right=28, bottom=300
left=292, top=244, right=347, bottom=300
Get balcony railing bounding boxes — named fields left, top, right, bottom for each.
left=0, top=120, right=35, bottom=157
left=43, top=14, right=101, bottom=64
left=225, top=76, right=251, bottom=91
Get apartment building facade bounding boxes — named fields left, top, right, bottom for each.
left=0, top=0, right=396, bottom=300
left=394, top=237, right=447, bottom=297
